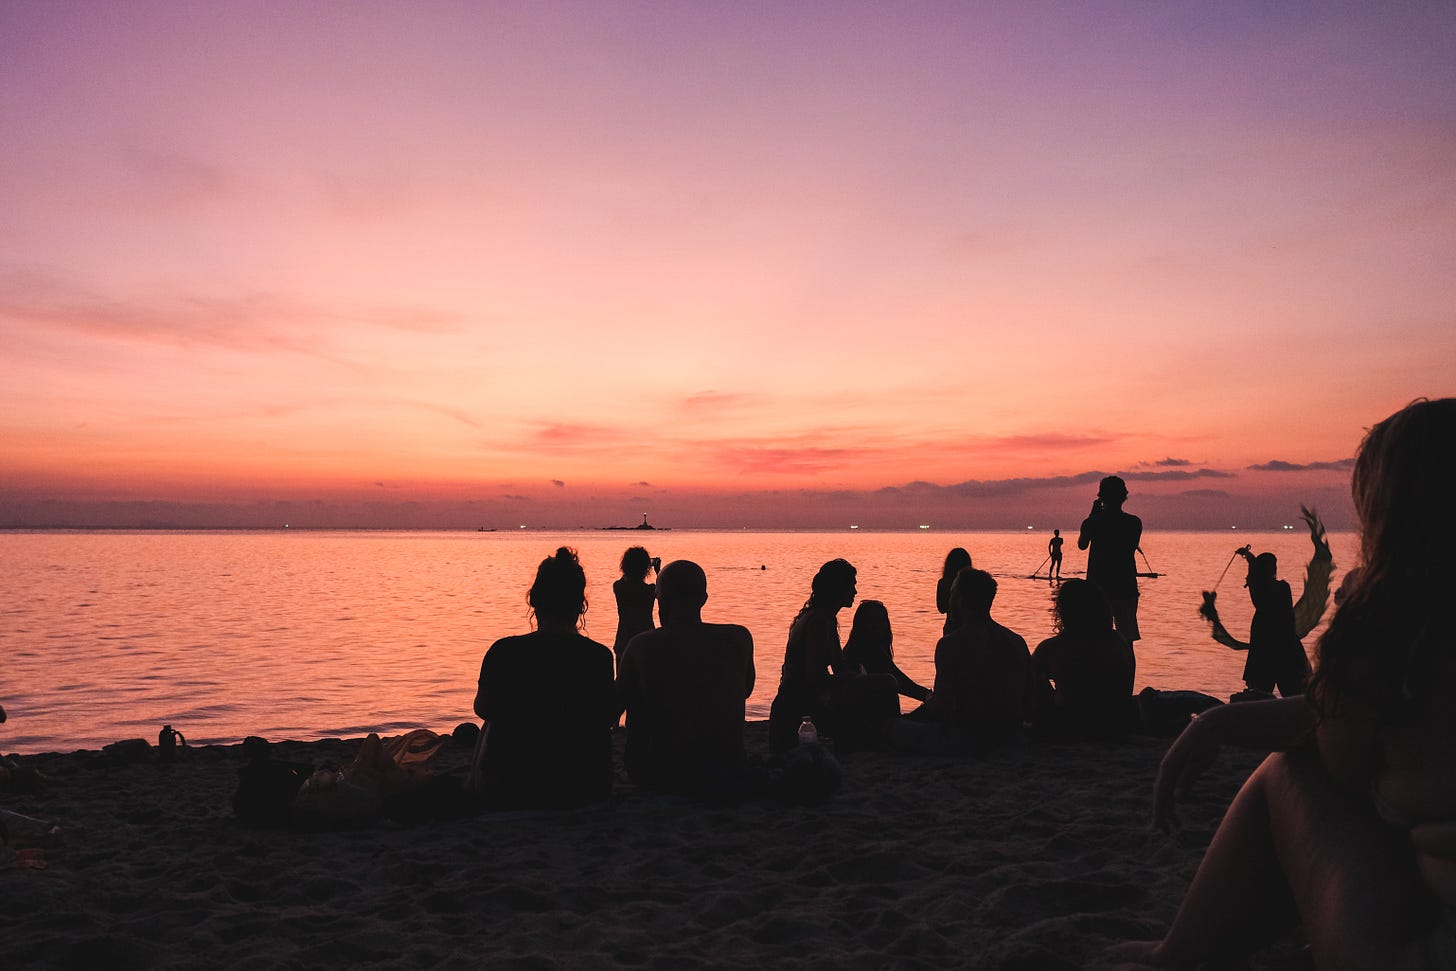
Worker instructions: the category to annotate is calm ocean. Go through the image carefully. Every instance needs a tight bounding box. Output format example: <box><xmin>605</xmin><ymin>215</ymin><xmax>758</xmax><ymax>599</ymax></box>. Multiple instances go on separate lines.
<box><xmin>0</xmin><ymin>528</ymin><xmax>1358</xmax><ymax>754</ymax></box>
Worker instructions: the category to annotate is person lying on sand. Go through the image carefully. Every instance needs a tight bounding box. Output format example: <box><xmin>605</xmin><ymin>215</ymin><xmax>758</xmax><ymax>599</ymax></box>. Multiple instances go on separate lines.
<box><xmin>1112</xmin><ymin>398</ymin><xmax>1456</xmax><ymax>968</ymax></box>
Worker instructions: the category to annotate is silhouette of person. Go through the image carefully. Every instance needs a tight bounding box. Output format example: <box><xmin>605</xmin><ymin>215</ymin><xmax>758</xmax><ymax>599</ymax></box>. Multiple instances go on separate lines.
<box><xmin>768</xmin><ymin>559</ymin><xmax>858</xmax><ymax>753</ymax></box>
<box><xmin>1078</xmin><ymin>475</ymin><xmax>1143</xmax><ymax>661</ymax></box>
<box><xmin>472</xmin><ymin>547</ymin><xmax>616</xmax><ymax>809</ymax></box>
<box><xmin>937</xmin><ymin>547</ymin><xmax>973</xmax><ymax>635</ymax></box>
<box><xmin>1228</xmin><ymin>547</ymin><xmax>1310</xmax><ymax>698</ymax></box>
<box><xmin>1113</xmin><ymin>397</ymin><xmax>1456</xmax><ymax>968</ymax></box>
<box><xmin>843</xmin><ymin>600</ymin><xmax>930</xmax><ymax>705</ymax></box>
<box><xmin>891</xmin><ymin>568</ymin><xmax>1032</xmax><ymax>755</ymax></box>
<box><xmin>1048</xmin><ymin>529</ymin><xmax>1064</xmax><ymax>582</ymax></box>
<box><xmin>612</xmin><ymin>546</ymin><xmax>660</xmax><ymax>670</ymax></box>
<box><xmin>616</xmin><ymin>560</ymin><xmax>756</xmax><ymax>797</ymax></box>
<box><xmin>1030</xmin><ymin>579</ymin><xmax>1136</xmax><ymax>740</ymax></box>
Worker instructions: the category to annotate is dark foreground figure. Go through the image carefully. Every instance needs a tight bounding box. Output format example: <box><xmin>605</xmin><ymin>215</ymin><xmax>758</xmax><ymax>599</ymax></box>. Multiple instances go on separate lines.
<box><xmin>1111</xmin><ymin>397</ymin><xmax>1456</xmax><ymax>968</ymax></box>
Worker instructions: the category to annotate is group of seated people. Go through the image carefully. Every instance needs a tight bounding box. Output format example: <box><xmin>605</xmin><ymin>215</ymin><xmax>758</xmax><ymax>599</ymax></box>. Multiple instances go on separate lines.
<box><xmin>470</xmin><ymin>546</ymin><xmax>1137</xmax><ymax>809</ymax></box>
<box><xmin>472</xmin><ymin>398</ymin><xmax>1456</xmax><ymax>968</ymax></box>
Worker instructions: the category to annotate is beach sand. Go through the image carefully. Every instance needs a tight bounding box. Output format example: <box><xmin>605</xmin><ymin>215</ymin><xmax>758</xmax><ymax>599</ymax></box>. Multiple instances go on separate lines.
<box><xmin>2</xmin><ymin>723</ymin><xmax>1307</xmax><ymax>969</ymax></box>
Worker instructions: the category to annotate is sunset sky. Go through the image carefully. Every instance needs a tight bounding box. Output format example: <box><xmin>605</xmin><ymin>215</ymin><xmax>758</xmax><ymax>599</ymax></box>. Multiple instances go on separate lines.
<box><xmin>2</xmin><ymin>2</ymin><xmax>1452</xmax><ymax>530</ymax></box>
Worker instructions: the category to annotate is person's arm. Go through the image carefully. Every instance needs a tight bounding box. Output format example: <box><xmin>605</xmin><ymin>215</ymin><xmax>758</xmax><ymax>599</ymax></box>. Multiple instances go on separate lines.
<box><xmin>1078</xmin><ymin>502</ymin><xmax>1099</xmax><ymax>550</ymax></box>
<box><xmin>597</xmin><ymin>644</ymin><xmax>618</xmax><ymax>727</ymax></box>
<box><xmin>738</xmin><ymin>627</ymin><xmax>756</xmax><ymax>699</ymax></box>
<box><xmin>472</xmin><ymin>650</ymin><xmax>494</xmax><ymax>721</ymax></box>
<box><xmin>888</xmin><ymin>661</ymin><xmax>931</xmax><ymax>702</ymax></box>
<box><xmin>615</xmin><ymin>640</ymin><xmax>639</xmax><ymax>725</ymax></box>
<box><xmin>1029</xmin><ymin>641</ymin><xmax>1057</xmax><ymax>720</ymax></box>
<box><xmin>1152</xmin><ymin>696</ymin><xmax>1315</xmax><ymax>831</ymax></box>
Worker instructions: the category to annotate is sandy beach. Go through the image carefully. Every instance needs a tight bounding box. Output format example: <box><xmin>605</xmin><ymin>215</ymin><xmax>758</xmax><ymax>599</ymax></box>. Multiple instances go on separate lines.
<box><xmin>2</xmin><ymin>723</ymin><xmax>1307</xmax><ymax>970</ymax></box>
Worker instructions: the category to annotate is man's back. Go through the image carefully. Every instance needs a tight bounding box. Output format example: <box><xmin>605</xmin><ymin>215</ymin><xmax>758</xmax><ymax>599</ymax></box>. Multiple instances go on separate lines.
<box><xmin>619</xmin><ymin>621</ymin><xmax>755</xmax><ymax>789</ymax></box>
<box><xmin>933</xmin><ymin>619</ymin><xmax>1031</xmax><ymax>741</ymax></box>
<box><xmin>1083</xmin><ymin>509</ymin><xmax>1142</xmax><ymax>599</ymax></box>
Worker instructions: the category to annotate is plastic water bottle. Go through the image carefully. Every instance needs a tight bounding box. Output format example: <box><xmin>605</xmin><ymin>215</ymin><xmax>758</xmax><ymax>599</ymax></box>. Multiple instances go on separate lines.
<box><xmin>797</xmin><ymin>716</ymin><xmax>818</xmax><ymax>746</ymax></box>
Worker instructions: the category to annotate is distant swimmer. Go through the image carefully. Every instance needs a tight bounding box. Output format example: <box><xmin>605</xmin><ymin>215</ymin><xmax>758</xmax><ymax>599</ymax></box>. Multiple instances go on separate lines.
<box><xmin>1047</xmin><ymin>529</ymin><xmax>1064</xmax><ymax>582</ymax></box>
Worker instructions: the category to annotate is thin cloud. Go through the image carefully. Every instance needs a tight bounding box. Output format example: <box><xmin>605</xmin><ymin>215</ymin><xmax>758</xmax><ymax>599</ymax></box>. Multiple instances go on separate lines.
<box><xmin>1121</xmin><ymin>468</ymin><xmax>1236</xmax><ymax>482</ymax></box>
<box><xmin>1248</xmin><ymin>459</ymin><xmax>1355</xmax><ymax>472</ymax></box>
<box><xmin>119</xmin><ymin>145</ymin><xmax>230</xmax><ymax>209</ymax></box>
<box><xmin>681</xmin><ymin>391</ymin><xmax>758</xmax><ymax>414</ymax></box>
<box><xmin>0</xmin><ymin>271</ymin><xmax>465</xmax><ymax>360</ymax></box>
<box><xmin>714</xmin><ymin>446</ymin><xmax>856</xmax><ymax>475</ymax></box>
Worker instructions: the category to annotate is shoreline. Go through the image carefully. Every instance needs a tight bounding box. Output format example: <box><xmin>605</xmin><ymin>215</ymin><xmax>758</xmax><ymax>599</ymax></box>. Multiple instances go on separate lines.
<box><xmin>1</xmin><ymin>722</ymin><xmax>1307</xmax><ymax>968</ymax></box>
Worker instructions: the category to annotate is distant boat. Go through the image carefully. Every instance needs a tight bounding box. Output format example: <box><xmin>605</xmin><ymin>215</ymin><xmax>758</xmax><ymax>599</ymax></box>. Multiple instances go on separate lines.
<box><xmin>476</xmin><ymin>527</ymin><xmax>496</xmax><ymax>532</ymax></box>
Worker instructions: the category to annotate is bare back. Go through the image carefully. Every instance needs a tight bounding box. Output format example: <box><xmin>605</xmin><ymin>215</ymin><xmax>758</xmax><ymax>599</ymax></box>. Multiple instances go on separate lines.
<box><xmin>618</xmin><ymin>621</ymin><xmax>755</xmax><ymax>787</ymax></box>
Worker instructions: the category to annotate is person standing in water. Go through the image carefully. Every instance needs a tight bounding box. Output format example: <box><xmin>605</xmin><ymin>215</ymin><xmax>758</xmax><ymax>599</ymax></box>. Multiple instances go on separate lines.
<box><xmin>1047</xmin><ymin>529</ymin><xmax>1064</xmax><ymax>583</ymax></box>
<box><xmin>1078</xmin><ymin>475</ymin><xmax>1143</xmax><ymax>666</ymax></box>
<box><xmin>612</xmin><ymin>546</ymin><xmax>660</xmax><ymax>671</ymax></box>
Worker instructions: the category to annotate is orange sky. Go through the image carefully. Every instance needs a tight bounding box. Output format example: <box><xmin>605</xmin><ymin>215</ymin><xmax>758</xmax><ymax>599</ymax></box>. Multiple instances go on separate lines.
<box><xmin>2</xmin><ymin>3</ymin><xmax>1453</xmax><ymax>529</ymax></box>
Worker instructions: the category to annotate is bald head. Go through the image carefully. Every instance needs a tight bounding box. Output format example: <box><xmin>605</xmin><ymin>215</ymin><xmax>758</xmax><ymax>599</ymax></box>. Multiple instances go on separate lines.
<box><xmin>657</xmin><ymin>560</ymin><xmax>708</xmax><ymax>622</ymax></box>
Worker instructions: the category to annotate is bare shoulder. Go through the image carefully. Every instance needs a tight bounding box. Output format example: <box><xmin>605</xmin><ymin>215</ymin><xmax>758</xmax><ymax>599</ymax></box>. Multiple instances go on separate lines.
<box><xmin>707</xmin><ymin>622</ymin><xmax>754</xmax><ymax>649</ymax></box>
<box><xmin>993</xmin><ymin>621</ymin><xmax>1030</xmax><ymax>651</ymax></box>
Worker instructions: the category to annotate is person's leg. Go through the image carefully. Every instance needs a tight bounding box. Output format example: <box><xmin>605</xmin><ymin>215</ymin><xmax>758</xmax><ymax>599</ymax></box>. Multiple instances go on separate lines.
<box><xmin>1262</xmin><ymin>749</ymin><xmax>1434</xmax><ymax>970</ymax></box>
<box><xmin>1149</xmin><ymin>749</ymin><xmax>1434</xmax><ymax>969</ymax></box>
<box><xmin>1146</xmin><ymin>755</ymin><xmax>1298</xmax><ymax>965</ymax></box>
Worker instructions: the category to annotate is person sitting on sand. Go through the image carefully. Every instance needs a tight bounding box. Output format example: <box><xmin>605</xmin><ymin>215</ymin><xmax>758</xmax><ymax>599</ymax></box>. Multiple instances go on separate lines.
<box><xmin>1113</xmin><ymin>398</ymin><xmax>1456</xmax><ymax>968</ymax></box>
<box><xmin>842</xmin><ymin>600</ymin><xmax>930</xmax><ymax>707</ymax></box>
<box><xmin>891</xmin><ymin>568</ymin><xmax>1032</xmax><ymax>755</ymax></box>
<box><xmin>937</xmin><ymin>547</ymin><xmax>973</xmax><ymax>634</ymax></box>
<box><xmin>1030</xmin><ymin>579</ymin><xmax>1136</xmax><ymax>740</ymax></box>
<box><xmin>617</xmin><ymin>560</ymin><xmax>755</xmax><ymax>795</ymax></box>
<box><xmin>768</xmin><ymin>559</ymin><xmax>860</xmax><ymax>753</ymax></box>
<box><xmin>1225</xmin><ymin>546</ymin><xmax>1310</xmax><ymax>699</ymax></box>
<box><xmin>612</xmin><ymin>546</ymin><xmax>660</xmax><ymax>671</ymax></box>
<box><xmin>472</xmin><ymin>547</ymin><xmax>616</xmax><ymax>809</ymax></box>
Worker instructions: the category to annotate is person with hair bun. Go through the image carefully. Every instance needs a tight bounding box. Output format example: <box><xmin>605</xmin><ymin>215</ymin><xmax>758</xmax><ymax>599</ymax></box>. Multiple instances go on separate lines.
<box><xmin>471</xmin><ymin>547</ymin><xmax>616</xmax><ymax>808</ymax></box>
<box><xmin>1114</xmin><ymin>398</ymin><xmax>1456</xmax><ymax>967</ymax></box>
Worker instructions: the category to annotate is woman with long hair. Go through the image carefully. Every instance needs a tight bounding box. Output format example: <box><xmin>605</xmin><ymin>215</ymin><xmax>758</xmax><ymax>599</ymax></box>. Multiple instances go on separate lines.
<box><xmin>937</xmin><ymin>547</ymin><xmax>973</xmax><ymax>634</ymax></box>
<box><xmin>1116</xmin><ymin>398</ymin><xmax>1456</xmax><ymax>967</ymax></box>
<box><xmin>768</xmin><ymin>559</ymin><xmax>858</xmax><ymax>752</ymax></box>
<box><xmin>843</xmin><ymin>599</ymin><xmax>930</xmax><ymax>705</ymax></box>
<box><xmin>472</xmin><ymin>547</ymin><xmax>616</xmax><ymax>808</ymax></box>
